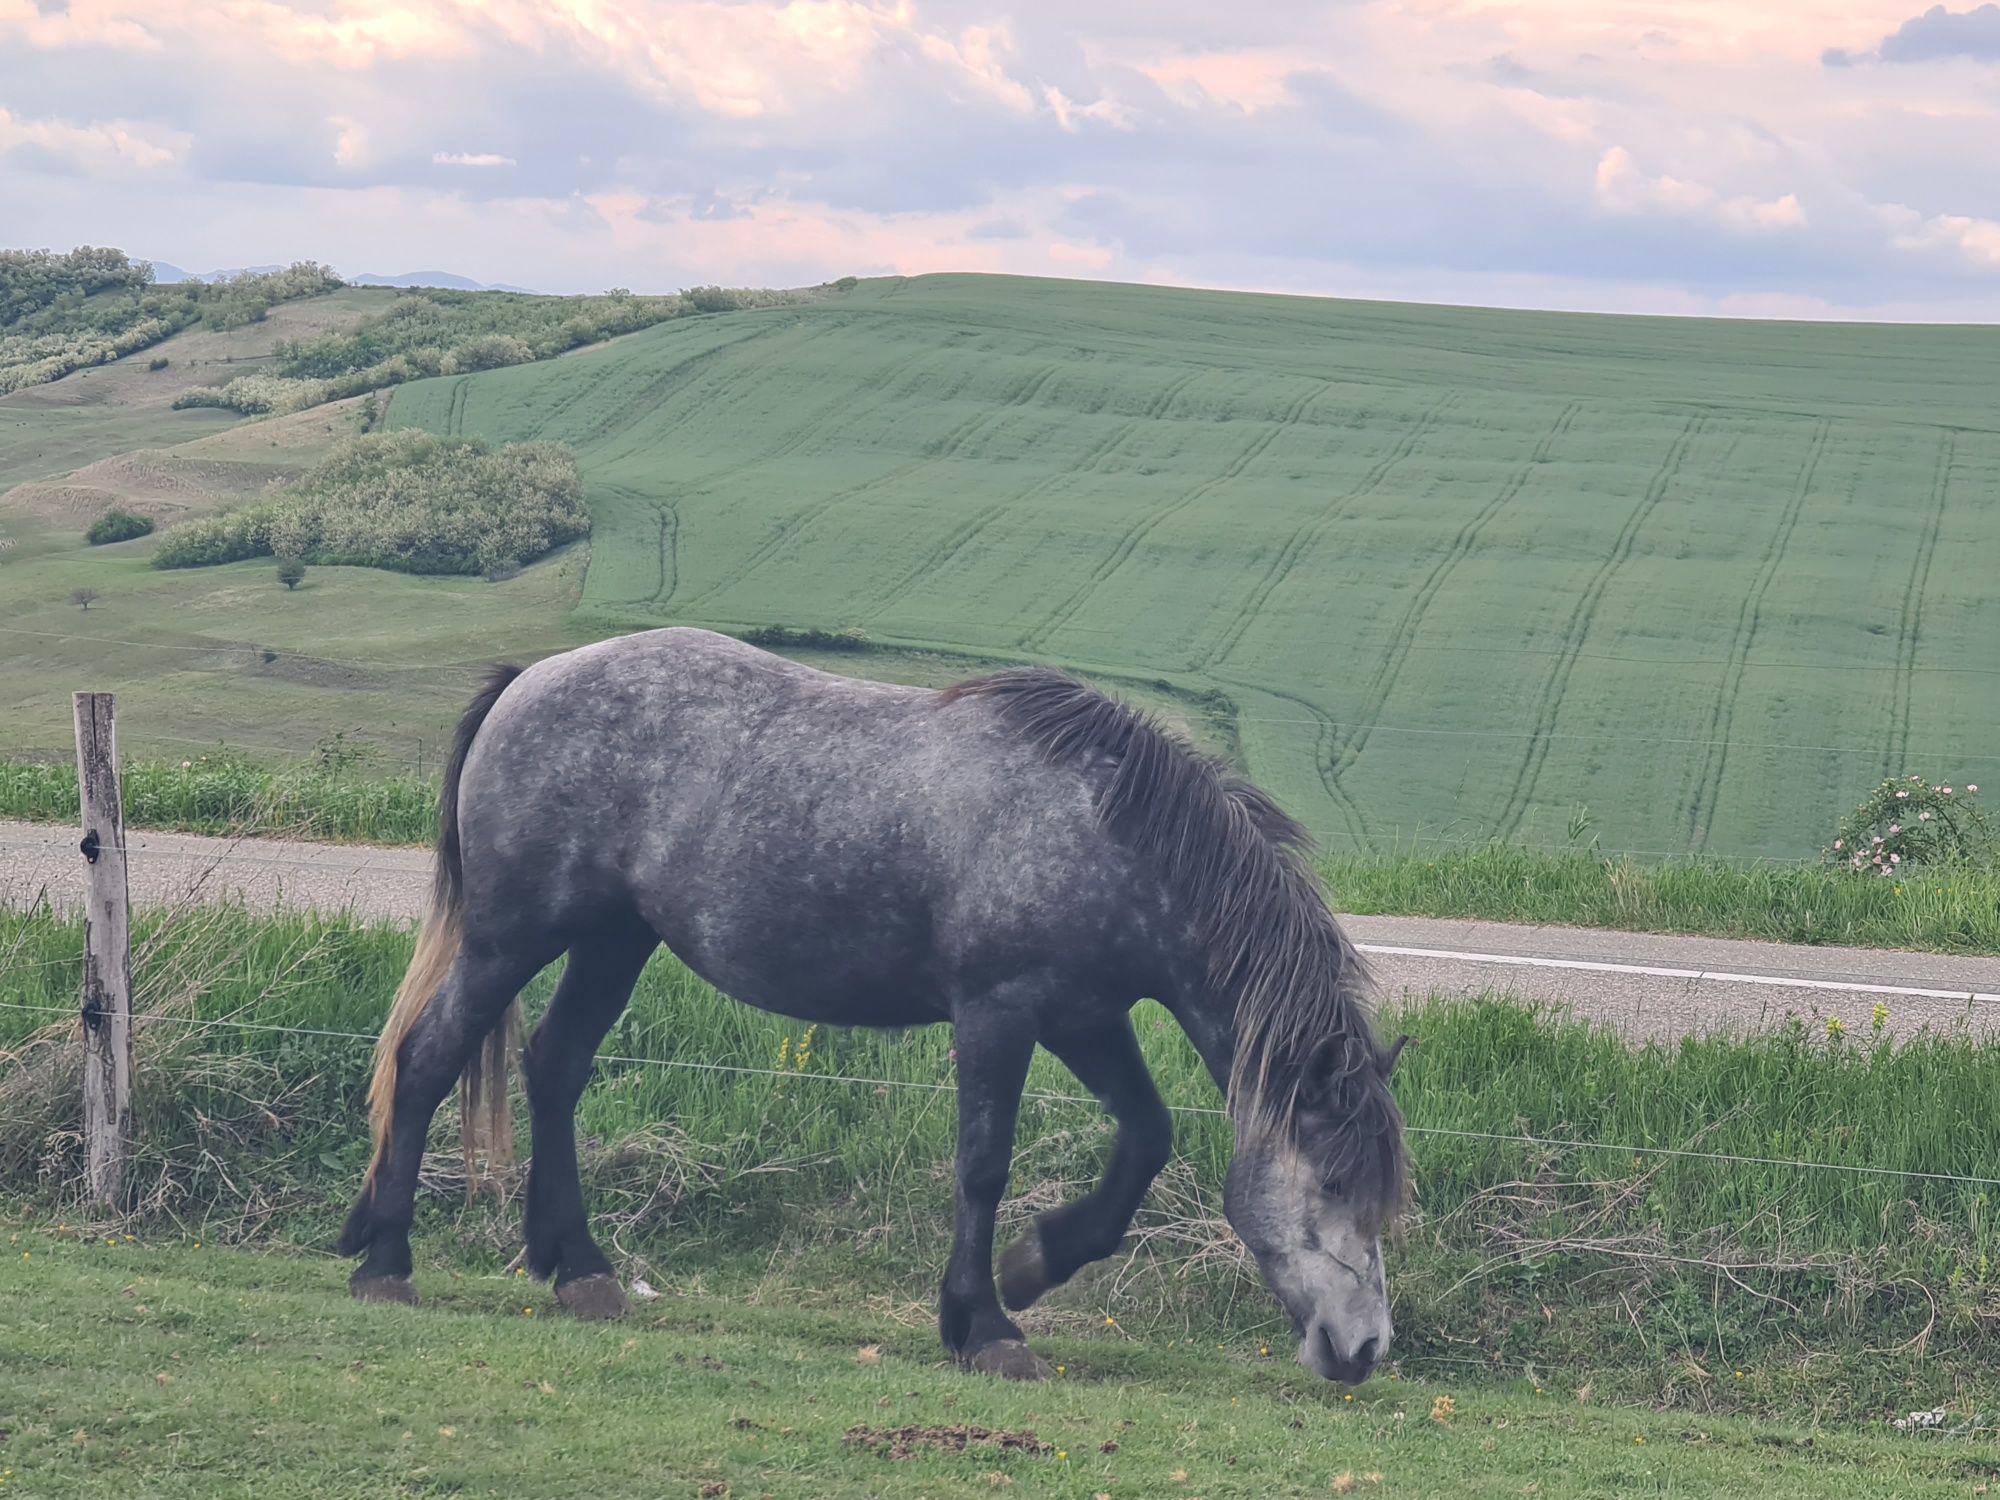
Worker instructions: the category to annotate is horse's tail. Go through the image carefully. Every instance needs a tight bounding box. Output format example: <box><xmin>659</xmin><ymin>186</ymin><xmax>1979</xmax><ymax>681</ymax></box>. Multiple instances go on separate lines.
<box><xmin>361</xmin><ymin>663</ymin><xmax>525</xmax><ymax>1195</ymax></box>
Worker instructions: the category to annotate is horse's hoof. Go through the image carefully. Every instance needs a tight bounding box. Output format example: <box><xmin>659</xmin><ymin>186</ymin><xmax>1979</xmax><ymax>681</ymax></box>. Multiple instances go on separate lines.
<box><xmin>350</xmin><ymin>1274</ymin><xmax>418</xmax><ymax>1306</ymax></box>
<box><xmin>555</xmin><ymin>1273</ymin><xmax>628</xmax><ymax>1321</ymax></box>
<box><xmin>998</xmin><ymin>1232</ymin><xmax>1049</xmax><ymax>1311</ymax></box>
<box><xmin>966</xmin><ymin>1340</ymin><xmax>1051</xmax><ymax>1381</ymax></box>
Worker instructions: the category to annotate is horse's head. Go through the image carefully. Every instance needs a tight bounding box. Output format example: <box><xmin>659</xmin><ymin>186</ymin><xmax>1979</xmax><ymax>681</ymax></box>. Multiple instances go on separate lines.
<box><xmin>1223</xmin><ymin>1034</ymin><xmax>1407</xmax><ymax>1385</ymax></box>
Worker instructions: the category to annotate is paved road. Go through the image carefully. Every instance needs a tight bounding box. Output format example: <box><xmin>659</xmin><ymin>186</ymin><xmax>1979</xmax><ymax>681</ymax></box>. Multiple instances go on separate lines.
<box><xmin>6</xmin><ymin>819</ymin><xmax>1997</xmax><ymax>1042</ymax></box>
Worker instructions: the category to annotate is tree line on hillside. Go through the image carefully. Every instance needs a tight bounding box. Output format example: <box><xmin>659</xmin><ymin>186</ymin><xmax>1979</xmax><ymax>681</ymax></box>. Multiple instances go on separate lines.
<box><xmin>0</xmin><ymin>248</ymin><xmax>342</xmax><ymax>395</ymax></box>
<box><xmin>171</xmin><ymin>282</ymin><xmax>824</xmax><ymax>418</ymax></box>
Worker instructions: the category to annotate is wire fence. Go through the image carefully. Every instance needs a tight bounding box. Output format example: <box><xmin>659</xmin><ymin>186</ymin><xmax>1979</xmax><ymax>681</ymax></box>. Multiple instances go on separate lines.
<box><xmin>7</xmin><ymin>995</ymin><xmax>2000</xmax><ymax>1194</ymax></box>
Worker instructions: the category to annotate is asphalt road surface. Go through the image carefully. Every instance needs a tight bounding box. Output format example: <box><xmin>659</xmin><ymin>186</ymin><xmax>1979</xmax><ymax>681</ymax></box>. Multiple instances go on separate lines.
<box><xmin>5</xmin><ymin>819</ymin><xmax>1996</xmax><ymax>1043</ymax></box>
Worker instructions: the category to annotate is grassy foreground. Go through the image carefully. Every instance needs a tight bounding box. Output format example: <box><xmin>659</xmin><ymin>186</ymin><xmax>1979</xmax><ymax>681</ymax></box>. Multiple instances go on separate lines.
<box><xmin>4</xmin><ymin>1236</ymin><xmax>1992</xmax><ymax>1500</ymax></box>
<box><xmin>6</xmin><ymin>903</ymin><xmax>2000</xmax><ymax>1428</ymax></box>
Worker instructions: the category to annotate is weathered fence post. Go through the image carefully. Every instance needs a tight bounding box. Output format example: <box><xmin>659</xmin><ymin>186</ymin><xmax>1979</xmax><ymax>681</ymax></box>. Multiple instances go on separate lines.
<box><xmin>74</xmin><ymin>692</ymin><xmax>133</xmax><ymax>1210</ymax></box>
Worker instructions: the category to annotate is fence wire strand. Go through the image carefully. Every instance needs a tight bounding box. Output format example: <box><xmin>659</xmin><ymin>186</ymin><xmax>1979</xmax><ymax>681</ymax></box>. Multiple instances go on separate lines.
<box><xmin>5</xmin><ymin>997</ymin><xmax>1999</xmax><ymax>1192</ymax></box>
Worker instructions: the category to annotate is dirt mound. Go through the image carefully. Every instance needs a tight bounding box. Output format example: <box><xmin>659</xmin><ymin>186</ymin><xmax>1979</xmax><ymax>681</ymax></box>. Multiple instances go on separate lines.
<box><xmin>843</xmin><ymin>1424</ymin><xmax>1049</xmax><ymax>1460</ymax></box>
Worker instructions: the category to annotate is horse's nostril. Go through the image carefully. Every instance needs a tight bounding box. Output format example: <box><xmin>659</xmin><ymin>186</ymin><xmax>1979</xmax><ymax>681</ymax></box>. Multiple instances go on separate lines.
<box><xmin>1312</xmin><ymin>1325</ymin><xmax>1338</xmax><ymax>1367</ymax></box>
<box><xmin>1353</xmin><ymin>1336</ymin><xmax>1381</xmax><ymax>1373</ymax></box>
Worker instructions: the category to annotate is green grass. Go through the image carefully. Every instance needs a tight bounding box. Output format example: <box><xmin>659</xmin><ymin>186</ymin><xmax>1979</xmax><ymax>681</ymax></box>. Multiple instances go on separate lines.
<box><xmin>8</xmin><ymin>272</ymin><xmax>2000</xmax><ymax>859</ymax></box>
<box><xmin>6</xmin><ymin>1238</ymin><xmax>1997</xmax><ymax>1500</ymax></box>
<box><xmin>1323</xmin><ymin>844</ymin><xmax>2000</xmax><ymax>952</ymax></box>
<box><xmin>378</xmin><ymin>274</ymin><xmax>2000</xmax><ymax>862</ymax></box>
<box><xmin>0</xmin><ymin>753</ymin><xmax>437</xmax><ymax>843</ymax></box>
<box><xmin>6</xmin><ymin>904</ymin><xmax>2000</xmax><ymax>1424</ymax></box>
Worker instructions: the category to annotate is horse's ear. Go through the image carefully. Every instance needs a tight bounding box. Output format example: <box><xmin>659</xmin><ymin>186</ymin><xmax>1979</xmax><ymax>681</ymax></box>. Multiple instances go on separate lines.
<box><xmin>1379</xmin><ymin>1034</ymin><xmax>1412</xmax><ymax>1078</ymax></box>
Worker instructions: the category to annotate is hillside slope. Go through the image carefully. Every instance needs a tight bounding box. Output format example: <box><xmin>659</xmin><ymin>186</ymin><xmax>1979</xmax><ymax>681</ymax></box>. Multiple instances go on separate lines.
<box><xmin>380</xmin><ymin>273</ymin><xmax>2000</xmax><ymax>860</ymax></box>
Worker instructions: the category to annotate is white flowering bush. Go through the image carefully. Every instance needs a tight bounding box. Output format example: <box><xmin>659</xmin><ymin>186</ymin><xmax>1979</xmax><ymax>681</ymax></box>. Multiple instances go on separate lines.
<box><xmin>1826</xmin><ymin>775</ymin><xmax>1992</xmax><ymax>873</ymax></box>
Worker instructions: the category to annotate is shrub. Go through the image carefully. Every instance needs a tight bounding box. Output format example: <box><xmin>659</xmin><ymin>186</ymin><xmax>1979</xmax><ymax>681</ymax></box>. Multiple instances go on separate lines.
<box><xmin>443</xmin><ymin>333</ymin><xmax>533</xmax><ymax>374</ymax></box>
<box><xmin>736</xmin><ymin>624</ymin><xmax>872</xmax><ymax>653</ymax></box>
<box><xmin>70</xmin><ymin>587</ymin><xmax>98</xmax><ymax>611</ymax></box>
<box><xmin>153</xmin><ymin>507</ymin><xmax>277</xmax><ymax>568</ymax></box>
<box><xmin>277</xmin><ymin>558</ymin><xmax>306</xmax><ymax>590</ymax></box>
<box><xmin>682</xmin><ymin>285</ymin><xmax>742</xmax><ymax>314</ymax></box>
<box><xmin>832</xmin><ymin>276</ymin><xmax>859</xmax><ymax>292</ymax></box>
<box><xmin>148</xmin><ymin>355</ymin><xmax>170</xmax><ymax>371</ymax></box>
<box><xmin>85</xmin><ymin>508</ymin><xmax>154</xmax><ymax>545</ymax></box>
<box><xmin>154</xmin><ymin>431</ymin><xmax>587</xmax><ymax>576</ymax></box>
<box><xmin>1827</xmin><ymin>776</ymin><xmax>1993</xmax><ymax>873</ymax></box>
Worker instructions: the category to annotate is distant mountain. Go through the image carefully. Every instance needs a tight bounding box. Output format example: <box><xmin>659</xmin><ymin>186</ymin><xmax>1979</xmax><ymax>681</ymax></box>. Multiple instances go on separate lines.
<box><xmin>147</xmin><ymin>261</ymin><xmax>287</xmax><ymax>284</ymax></box>
<box><xmin>146</xmin><ymin>261</ymin><xmax>540</xmax><ymax>295</ymax></box>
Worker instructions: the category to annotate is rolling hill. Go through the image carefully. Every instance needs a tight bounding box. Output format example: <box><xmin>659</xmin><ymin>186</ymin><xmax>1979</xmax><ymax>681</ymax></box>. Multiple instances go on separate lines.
<box><xmin>374</xmin><ymin>273</ymin><xmax>2000</xmax><ymax>861</ymax></box>
<box><xmin>3</xmin><ymin>271</ymin><xmax>1995</xmax><ymax>861</ymax></box>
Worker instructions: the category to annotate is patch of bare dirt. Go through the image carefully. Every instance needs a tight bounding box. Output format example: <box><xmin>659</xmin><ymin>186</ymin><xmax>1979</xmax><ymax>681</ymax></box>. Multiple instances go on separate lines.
<box><xmin>0</xmin><ymin>483</ymin><xmax>125</xmax><ymax>524</ymax></box>
<box><xmin>843</xmin><ymin>1424</ymin><xmax>1050</xmax><ymax>1460</ymax></box>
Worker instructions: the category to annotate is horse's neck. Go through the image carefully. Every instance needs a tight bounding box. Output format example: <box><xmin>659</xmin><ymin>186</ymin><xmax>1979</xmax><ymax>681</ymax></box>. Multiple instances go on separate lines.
<box><xmin>1165</xmin><ymin>976</ymin><xmax>1237</xmax><ymax>1101</ymax></box>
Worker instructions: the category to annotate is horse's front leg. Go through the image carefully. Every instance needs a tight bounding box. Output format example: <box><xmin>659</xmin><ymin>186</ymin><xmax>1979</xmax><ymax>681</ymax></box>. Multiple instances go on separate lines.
<box><xmin>999</xmin><ymin>1012</ymin><xmax>1171</xmax><ymax>1311</ymax></box>
<box><xmin>940</xmin><ymin>994</ymin><xmax>1045</xmax><ymax>1379</ymax></box>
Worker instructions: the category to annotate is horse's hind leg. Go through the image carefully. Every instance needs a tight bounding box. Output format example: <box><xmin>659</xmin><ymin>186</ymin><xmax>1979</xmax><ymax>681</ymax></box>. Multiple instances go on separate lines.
<box><xmin>999</xmin><ymin>1012</ymin><xmax>1172</xmax><ymax>1311</ymax></box>
<box><xmin>344</xmin><ymin>940</ymin><xmax>550</xmax><ymax>1301</ymax></box>
<box><xmin>521</xmin><ymin>924</ymin><xmax>658</xmax><ymax>1320</ymax></box>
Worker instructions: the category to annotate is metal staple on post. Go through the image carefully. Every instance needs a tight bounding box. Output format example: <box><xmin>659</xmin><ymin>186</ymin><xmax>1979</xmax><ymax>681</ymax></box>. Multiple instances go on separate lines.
<box><xmin>73</xmin><ymin>691</ymin><xmax>134</xmax><ymax>1210</ymax></box>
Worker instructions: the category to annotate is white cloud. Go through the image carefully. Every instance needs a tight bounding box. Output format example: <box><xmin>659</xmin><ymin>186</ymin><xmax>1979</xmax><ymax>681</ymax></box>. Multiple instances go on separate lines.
<box><xmin>433</xmin><ymin>151</ymin><xmax>517</xmax><ymax>168</ymax></box>
<box><xmin>332</xmin><ymin>116</ymin><xmax>370</xmax><ymax>169</ymax></box>
<box><xmin>1044</xmin><ymin>85</ymin><xmax>1132</xmax><ymax>132</ymax></box>
<box><xmin>1883</xmin><ymin>204</ymin><xmax>2000</xmax><ymax>266</ymax></box>
<box><xmin>1134</xmin><ymin>50</ymin><xmax>1309</xmax><ymax>113</ymax></box>
<box><xmin>919</xmin><ymin>23</ymin><xmax>1037</xmax><ymax>113</ymax></box>
<box><xmin>0</xmin><ymin>107</ymin><xmax>183</xmax><ymax>171</ymax></box>
<box><xmin>1594</xmin><ymin>146</ymin><xmax>1808</xmax><ymax>232</ymax></box>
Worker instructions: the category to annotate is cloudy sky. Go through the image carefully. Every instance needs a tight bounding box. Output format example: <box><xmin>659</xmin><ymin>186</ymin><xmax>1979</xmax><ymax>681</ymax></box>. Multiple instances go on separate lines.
<box><xmin>3</xmin><ymin>0</ymin><xmax>1999</xmax><ymax>317</ymax></box>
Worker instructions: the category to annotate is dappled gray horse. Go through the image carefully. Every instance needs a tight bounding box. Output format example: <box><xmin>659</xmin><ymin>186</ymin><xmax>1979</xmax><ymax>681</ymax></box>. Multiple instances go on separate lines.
<box><xmin>340</xmin><ymin>628</ymin><xmax>1408</xmax><ymax>1383</ymax></box>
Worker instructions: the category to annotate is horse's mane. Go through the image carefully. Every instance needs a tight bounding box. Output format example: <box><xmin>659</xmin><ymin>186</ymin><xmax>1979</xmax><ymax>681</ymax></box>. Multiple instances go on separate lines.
<box><xmin>940</xmin><ymin>669</ymin><xmax>1407</xmax><ymax>1227</ymax></box>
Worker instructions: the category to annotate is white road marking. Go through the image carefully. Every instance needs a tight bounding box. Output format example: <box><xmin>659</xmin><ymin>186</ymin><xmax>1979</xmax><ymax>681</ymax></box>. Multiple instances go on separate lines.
<box><xmin>1355</xmin><ymin>942</ymin><xmax>2000</xmax><ymax>1006</ymax></box>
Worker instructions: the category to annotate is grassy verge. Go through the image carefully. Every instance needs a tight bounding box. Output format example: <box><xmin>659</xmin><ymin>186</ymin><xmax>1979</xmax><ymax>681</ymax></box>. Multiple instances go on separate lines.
<box><xmin>5</xmin><ymin>904</ymin><xmax>2000</xmax><ymax>1424</ymax></box>
<box><xmin>5</xmin><ymin>1237</ymin><xmax>1993</xmax><ymax>1500</ymax></box>
<box><xmin>1325</xmin><ymin>844</ymin><xmax>2000</xmax><ymax>952</ymax></box>
<box><xmin>0</xmin><ymin>753</ymin><xmax>435</xmax><ymax>844</ymax></box>
<box><xmin>4</xmin><ymin>760</ymin><xmax>1999</xmax><ymax>950</ymax></box>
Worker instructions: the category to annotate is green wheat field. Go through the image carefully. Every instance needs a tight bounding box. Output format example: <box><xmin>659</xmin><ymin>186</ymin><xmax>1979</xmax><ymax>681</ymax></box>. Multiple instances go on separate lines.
<box><xmin>6</xmin><ymin>273</ymin><xmax>1999</xmax><ymax>860</ymax></box>
<box><xmin>379</xmin><ymin>274</ymin><xmax>2000</xmax><ymax>860</ymax></box>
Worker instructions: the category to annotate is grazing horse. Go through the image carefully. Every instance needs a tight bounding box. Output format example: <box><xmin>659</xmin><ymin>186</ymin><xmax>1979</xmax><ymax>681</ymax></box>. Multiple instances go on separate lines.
<box><xmin>339</xmin><ymin>628</ymin><xmax>1408</xmax><ymax>1383</ymax></box>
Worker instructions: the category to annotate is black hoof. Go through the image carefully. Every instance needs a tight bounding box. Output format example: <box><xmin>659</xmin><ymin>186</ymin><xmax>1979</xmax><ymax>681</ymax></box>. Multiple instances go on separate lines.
<box><xmin>350</xmin><ymin>1273</ymin><xmax>418</xmax><ymax>1306</ymax></box>
<box><xmin>966</xmin><ymin>1340</ymin><xmax>1051</xmax><ymax>1381</ymax></box>
<box><xmin>998</xmin><ymin>1231</ymin><xmax>1050</xmax><ymax>1312</ymax></box>
<box><xmin>555</xmin><ymin>1273</ymin><xmax>628</xmax><ymax>1321</ymax></box>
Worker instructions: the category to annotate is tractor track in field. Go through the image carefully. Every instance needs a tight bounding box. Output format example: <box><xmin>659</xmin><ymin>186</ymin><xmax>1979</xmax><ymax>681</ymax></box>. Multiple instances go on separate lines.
<box><xmin>674</xmin><ymin>357</ymin><xmax>1071</xmax><ymax>613</ymax></box>
<box><xmin>862</xmin><ymin>370</ymin><xmax>1203</xmax><ymax>623</ymax></box>
<box><xmin>1887</xmin><ymin>432</ymin><xmax>1954</xmax><ymax>781</ymax></box>
<box><xmin>1017</xmin><ymin>379</ymin><xmax>1330</xmax><ymax>656</ymax></box>
<box><xmin>1684</xmin><ymin>418</ymin><xmax>1830</xmax><ymax>851</ymax></box>
<box><xmin>577</xmin><ymin>320</ymin><xmax>803</xmax><ymax>457</ymax></box>
<box><xmin>1493</xmin><ymin>413</ymin><xmax>1709</xmax><ymax>842</ymax></box>
<box><xmin>1189</xmin><ymin>389</ymin><xmax>1466</xmax><ymax>674</ymax></box>
<box><xmin>1320</xmin><ymin>400</ymin><xmax>1580</xmax><ymax>839</ymax></box>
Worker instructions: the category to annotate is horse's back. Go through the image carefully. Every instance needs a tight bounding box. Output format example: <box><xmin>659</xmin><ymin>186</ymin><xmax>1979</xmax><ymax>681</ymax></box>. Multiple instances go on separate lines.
<box><xmin>450</xmin><ymin>630</ymin><xmax>1153</xmax><ymax>1020</ymax></box>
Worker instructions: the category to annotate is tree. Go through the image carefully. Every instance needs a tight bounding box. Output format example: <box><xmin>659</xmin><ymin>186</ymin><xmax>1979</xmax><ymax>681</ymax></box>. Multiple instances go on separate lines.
<box><xmin>277</xmin><ymin>558</ymin><xmax>306</xmax><ymax>590</ymax></box>
<box><xmin>71</xmin><ymin>587</ymin><xmax>99</xmax><ymax>610</ymax></box>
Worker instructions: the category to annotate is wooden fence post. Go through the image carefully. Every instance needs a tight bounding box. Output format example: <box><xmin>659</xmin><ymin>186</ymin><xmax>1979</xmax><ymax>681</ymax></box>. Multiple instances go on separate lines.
<box><xmin>74</xmin><ymin>692</ymin><xmax>133</xmax><ymax>1210</ymax></box>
